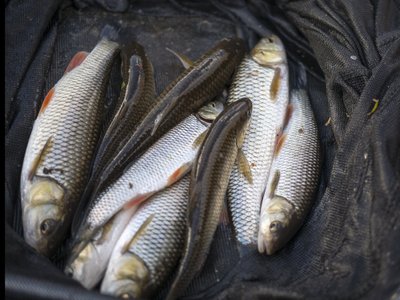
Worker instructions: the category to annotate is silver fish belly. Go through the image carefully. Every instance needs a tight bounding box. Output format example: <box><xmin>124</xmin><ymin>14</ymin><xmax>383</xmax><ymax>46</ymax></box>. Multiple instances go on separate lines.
<box><xmin>227</xmin><ymin>36</ymin><xmax>289</xmax><ymax>246</ymax></box>
<box><xmin>73</xmin><ymin>98</ymin><xmax>224</xmax><ymax>249</ymax></box>
<box><xmin>100</xmin><ymin>176</ymin><xmax>190</xmax><ymax>299</ymax></box>
<box><xmin>258</xmin><ymin>88</ymin><xmax>320</xmax><ymax>255</ymax></box>
<box><xmin>20</xmin><ymin>38</ymin><xmax>119</xmax><ymax>256</ymax></box>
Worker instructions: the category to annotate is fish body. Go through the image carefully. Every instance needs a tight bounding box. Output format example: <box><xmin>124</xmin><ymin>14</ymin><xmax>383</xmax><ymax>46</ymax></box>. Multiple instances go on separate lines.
<box><xmin>227</xmin><ymin>35</ymin><xmax>289</xmax><ymax>246</ymax></box>
<box><xmin>100</xmin><ymin>176</ymin><xmax>190</xmax><ymax>299</ymax></box>
<box><xmin>92</xmin><ymin>42</ymin><xmax>155</xmax><ymax>180</ymax></box>
<box><xmin>71</xmin><ymin>101</ymin><xmax>224</xmax><ymax>253</ymax></box>
<box><xmin>96</xmin><ymin>38</ymin><xmax>245</xmax><ymax>193</ymax></box>
<box><xmin>258</xmin><ymin>87</ymin><xmax>320</xmax><ymax>255</ymax></box>
<box><xmin>20</xmin><ymin>38</ymin><xmax>119</xmax><ymax>256</ymax></box>
<box><xmin>167</xmin><ymin>99</ymin><xmax>252</xmax><ymax>300</ymax></box>
<box><xmin>65</xmin><ymin>206</ymin><xmax>136</xmax><ymax>289</ymax></box>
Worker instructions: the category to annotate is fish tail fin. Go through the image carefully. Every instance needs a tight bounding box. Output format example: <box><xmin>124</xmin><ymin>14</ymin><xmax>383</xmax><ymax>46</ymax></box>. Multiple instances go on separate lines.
<box><xmin>290</xmin><ymin>63</ymin><xmax>308</xmax><ymax>90</ymax></box>
<box><xmin>100</xmin><ymin>24</ymin><xmax>120</xmax><ymax>42</ymax></box>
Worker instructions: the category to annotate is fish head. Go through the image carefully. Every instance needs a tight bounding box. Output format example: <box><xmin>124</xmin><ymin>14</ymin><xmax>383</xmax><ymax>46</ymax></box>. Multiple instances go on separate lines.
<box><xmin>65</xmin><ymin>242</ymin><xmax>100</xmax><ymax>289</ymax></box>
<box><xmin>22</xmin><ymin>178</ymin><xmax>66</xmax><ymax>256</ymax></box>
<box><xmin>102</xmin><ymin>254</ymin><xmax>150</xmax><ymax>299</ymax></box>
<box><xmin>250</xmin><ymin>35</ymin><xmax>286</xmax><ymax>66</ymax></box>
<box><xmin>197</xmin><ymin>101</ymin><xmax>225</xmax><ymax>122</ymax></box>
<box><xmin>259</xmin><ymin>195</ymin><xmax>296</xmax><ymax>255</ymax></box>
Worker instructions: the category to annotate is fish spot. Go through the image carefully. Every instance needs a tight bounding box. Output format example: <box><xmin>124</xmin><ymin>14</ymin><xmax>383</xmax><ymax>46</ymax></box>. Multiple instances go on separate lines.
<box><xmin>298</xmin><ymin>128</ymin><xmax>304</xmax><ymax>134</ymax></box>
<box><xmin>128</xmin><ymin>183</ymin><xmax>133</xmax><ymax>189</ymax></box>
<box><xmin>251</xmin><ymin>162</ymin><xmax>256</xmax><ymax>167</ymax></box>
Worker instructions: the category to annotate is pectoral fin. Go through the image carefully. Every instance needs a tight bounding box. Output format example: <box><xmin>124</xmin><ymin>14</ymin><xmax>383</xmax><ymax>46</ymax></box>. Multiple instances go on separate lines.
<box><xmin>192</xmin><ymin>130</ymin><xmax>208</xmax><ymax>148</ymax></box>
<box><xmin>237</xmin><ymin>148</ymin><xmax>253</xmax><ymax>184</ymax></box>
<box><xmin>28</xmin><ymin>136</ymin><xmax>53</xmax><ymax>181</ymax></box>
<box><xmin>269</xmin><ymin>170</ymin><xmax>280</xmax><ymax>198</ymax></box>
<box><xmin>166</xmin><ymin>48</ymin><xmax>194</xmax><ymax>69</ymax></box>
<box><xmin>121</xmin><ymin>214</ymin><xmax>155</xmax><ymax>254</ymax></box>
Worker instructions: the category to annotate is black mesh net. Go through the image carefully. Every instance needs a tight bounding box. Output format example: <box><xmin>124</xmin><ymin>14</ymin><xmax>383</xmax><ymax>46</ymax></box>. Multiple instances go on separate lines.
<box><xmin>5</xmin><ymin>0</ymin><xmax>400</xmax><ymax>299</ymax></box>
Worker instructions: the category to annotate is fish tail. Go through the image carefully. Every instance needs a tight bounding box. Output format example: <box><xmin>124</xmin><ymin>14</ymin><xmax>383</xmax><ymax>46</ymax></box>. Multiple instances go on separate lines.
<box><xmin>100</xmin><ymin>24</ymin><xmax>120</xmax><ymax>42</ymax></box>
<box><xmin>290</xmin><ymin>63</ymin><xmax>308</xmax><ymax>90</ymax></box>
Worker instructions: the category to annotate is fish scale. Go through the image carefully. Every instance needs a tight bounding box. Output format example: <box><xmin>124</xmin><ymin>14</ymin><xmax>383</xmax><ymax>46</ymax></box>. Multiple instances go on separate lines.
<box><xmin>24</xmin><ymin>40</ymin><xmax>119</xmax><ymax>199</ymax></box>
<box><xmin>227</xmin><ymin>54</ymin><xmax>289</xmax><ymax>246</ymax></box>
<box><xmin>258</xmin><ymin>88</ymin><xmax>320</xmax><ymax>254</ymax></box>
<box><xmin>86</xmin><ymin>114</ymin><xmax>209</xmax><ymax>232</ymax></box>
<box><xmin>268</xmin><ymin>90</ymin><xmax>319</xmax><ymax>214</ymax></box>
<box><xmin>101</xmin><ymin>176</ymin><xmax>190</xmax><ymax>298</ymax></box>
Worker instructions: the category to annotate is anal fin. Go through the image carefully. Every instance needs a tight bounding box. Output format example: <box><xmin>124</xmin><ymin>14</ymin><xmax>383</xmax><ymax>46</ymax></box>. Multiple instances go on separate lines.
<box><xmin>64</xmin><ymin>51</ymin><xmax>89</xmax><ymax>74</ymax></box>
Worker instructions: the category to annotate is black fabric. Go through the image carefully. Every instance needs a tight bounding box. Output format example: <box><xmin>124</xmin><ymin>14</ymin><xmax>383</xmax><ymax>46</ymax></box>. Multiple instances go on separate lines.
<box><xmin>4</xmin><ymin>0</ymin><xmax>400</xmax><ymax>299</ymax></box>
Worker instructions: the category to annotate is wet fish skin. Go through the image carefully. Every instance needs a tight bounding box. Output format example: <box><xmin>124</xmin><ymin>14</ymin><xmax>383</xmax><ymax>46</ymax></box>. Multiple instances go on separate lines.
<box><xmin>92</xmin><ymin>42</ymin><xmax>156</xmax><ymax>179</ymax></box>
<box><xmin>166</xmin><ymin>98</ymin><xmax>252</xmax><ymax>300</ymax></box>
<box><xmin>20</xmin><ymin>38</ymin><xmax>119</xmax><ymax>257</ymax></box>
<box><xmin>96</xmin><ymin>37</ymin><xmax>245</xmax><ymax>195</ymax></box>
<box><xmin>100</xmin><ymin>176</ymin><xmax>190</xmax><ymax>299</ymax></box>
<box><xmin>65</xmin><ymin>206</ymin><xmax>136</xmax><ymax>289</ymax></box>
<box><xmin>227</xmin><ymin>35</ymin><xmax>289</xmax><ymax>246</ymax></box>
<box><xmin>73</xmin><ymin>43</ymin><xmax>156</xmax><ymax>226</ymax></box>
<box><xmin>71</xmin><ymin>101</ymin><xmax>224</xmax><ymax>255</ymax></box>
<box><xmin>258</xmin><ymin>87</ymin><xmax>320</xmax><ymax>255</ymax></box>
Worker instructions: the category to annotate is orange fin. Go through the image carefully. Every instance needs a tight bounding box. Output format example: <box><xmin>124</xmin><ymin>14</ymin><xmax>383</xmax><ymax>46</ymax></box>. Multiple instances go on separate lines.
<box><xmin>64</xmin><ymin>51</ymin><xmax>88</xmax><ymax>74</ymax></box>
<box><xmin>274</xmin><ymin>132</ymin><xmax>287</xmax><ymax>156</ymax></box>
<box><xmin>270</xmin><ymin>67</ymin><xmax>281</xmax><ymax>101</ymax></box>
<box><xmin>167</xmin><ymin>164</ymin><xmax>190</xmax><ymax>185</ymax></box>
<box><xmin>39</xmin><ymin>87</ymin><xmax>55</xmax><ymax>115</ymax></box>
<box><xmin>283</xmin><ymin>104</ymin><xmax>293</xmax><ymax>130</ymax></box>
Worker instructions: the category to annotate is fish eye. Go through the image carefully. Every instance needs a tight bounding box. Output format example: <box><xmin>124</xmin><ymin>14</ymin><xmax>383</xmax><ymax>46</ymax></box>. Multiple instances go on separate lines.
<box><xmin>40</xmin><ymin>219</ymin><xmax>57</xmax><ymax>236</ymax></box>
<box><xmin>269</xmin><ymin>221</ymin><xmax>283</xmax><ymax>233</ymax></box>
<box><xmin>65</xmin><ymin>266</ymin><xmax>74</xmax><ymax>277</ymax></box>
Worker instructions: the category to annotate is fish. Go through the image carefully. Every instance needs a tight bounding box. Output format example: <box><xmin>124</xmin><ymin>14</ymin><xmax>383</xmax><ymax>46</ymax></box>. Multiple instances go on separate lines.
<box><xmin>94</xmin><ymin>37</ymin><xmax>245</xmax><ymax>196</ymax></box>
<box><xmin>258</xmin><ymin>69</ymin><xmax>320</xmax><ymax>255</ymax></box>
<box><xmin>73</xmin><ymin>42</ymin><xmax>156</xmax><ymax>224</ymax></box>
<box><xmin>91</xmin><ymin>42</ymin><xmax>156</xmax><ymax>181</ymax></box>
<box><xmin>70</xmin><ymin>100</ymin><xmax>225</xmax><ymax>257</ymax></box>
<box><xmin>64</xmin><ymin>206</ymin><xmax>136</xmax><ymax>289</ymax></box>
<box><xmin>227</xmin><ymin>35</ymin><xmax>289</xmax><ymax>247</ymax></box>
<box><xmin>20</xmin><ymin>36</ymin><xmax>120</xmax><ymax>256</ymax></box>
<box><xmin>166</xmin><ymin>98</ymin><xmax>252</xmax><ymax>300</ymax></box>
<box><xmin>100</xmin><ymin>175</ymin><xmax>190</xmax><ymax>299</ymax></box>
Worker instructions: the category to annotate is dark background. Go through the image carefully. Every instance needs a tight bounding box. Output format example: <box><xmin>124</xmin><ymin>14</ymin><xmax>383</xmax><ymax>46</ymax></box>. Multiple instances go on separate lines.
<box><xmin>5</xmin><ymin>0</ymin><xmax>400</xmax><ymax>299</ymax></box>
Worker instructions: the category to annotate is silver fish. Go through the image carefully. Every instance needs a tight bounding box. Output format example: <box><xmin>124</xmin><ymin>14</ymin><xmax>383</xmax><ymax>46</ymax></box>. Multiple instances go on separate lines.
<box><xmin>258</xmin><ymin>86</ymin><xmax>320</xmax><ymax>255</ymax></box>
<box><xmin>227</xmin><ymin>35</ymin><xmax>289</xmax><ymax>246</ymax></box>
<box><xmin>20</xmin><ymin>37</ymin><xmax>119</xmax><ymax>256</ymax></box>
<box><xmin>100</xmin><ymin>175</ymin><xmax>190</xmax><ymax>299</ymax></box>
<box><xmin>166</xmin><ymin>98</ymin><xmax>252</xmax><ymax>300</ymax></box>
<box><xmin>65</xmin><ymin>206</ymin><xmax>136</xmax><ymax>289</ymax></box>
<box><xmin>71</xmin><ymin>101</ymin><xmax>224</xmax><ymax>255</ymax></box>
